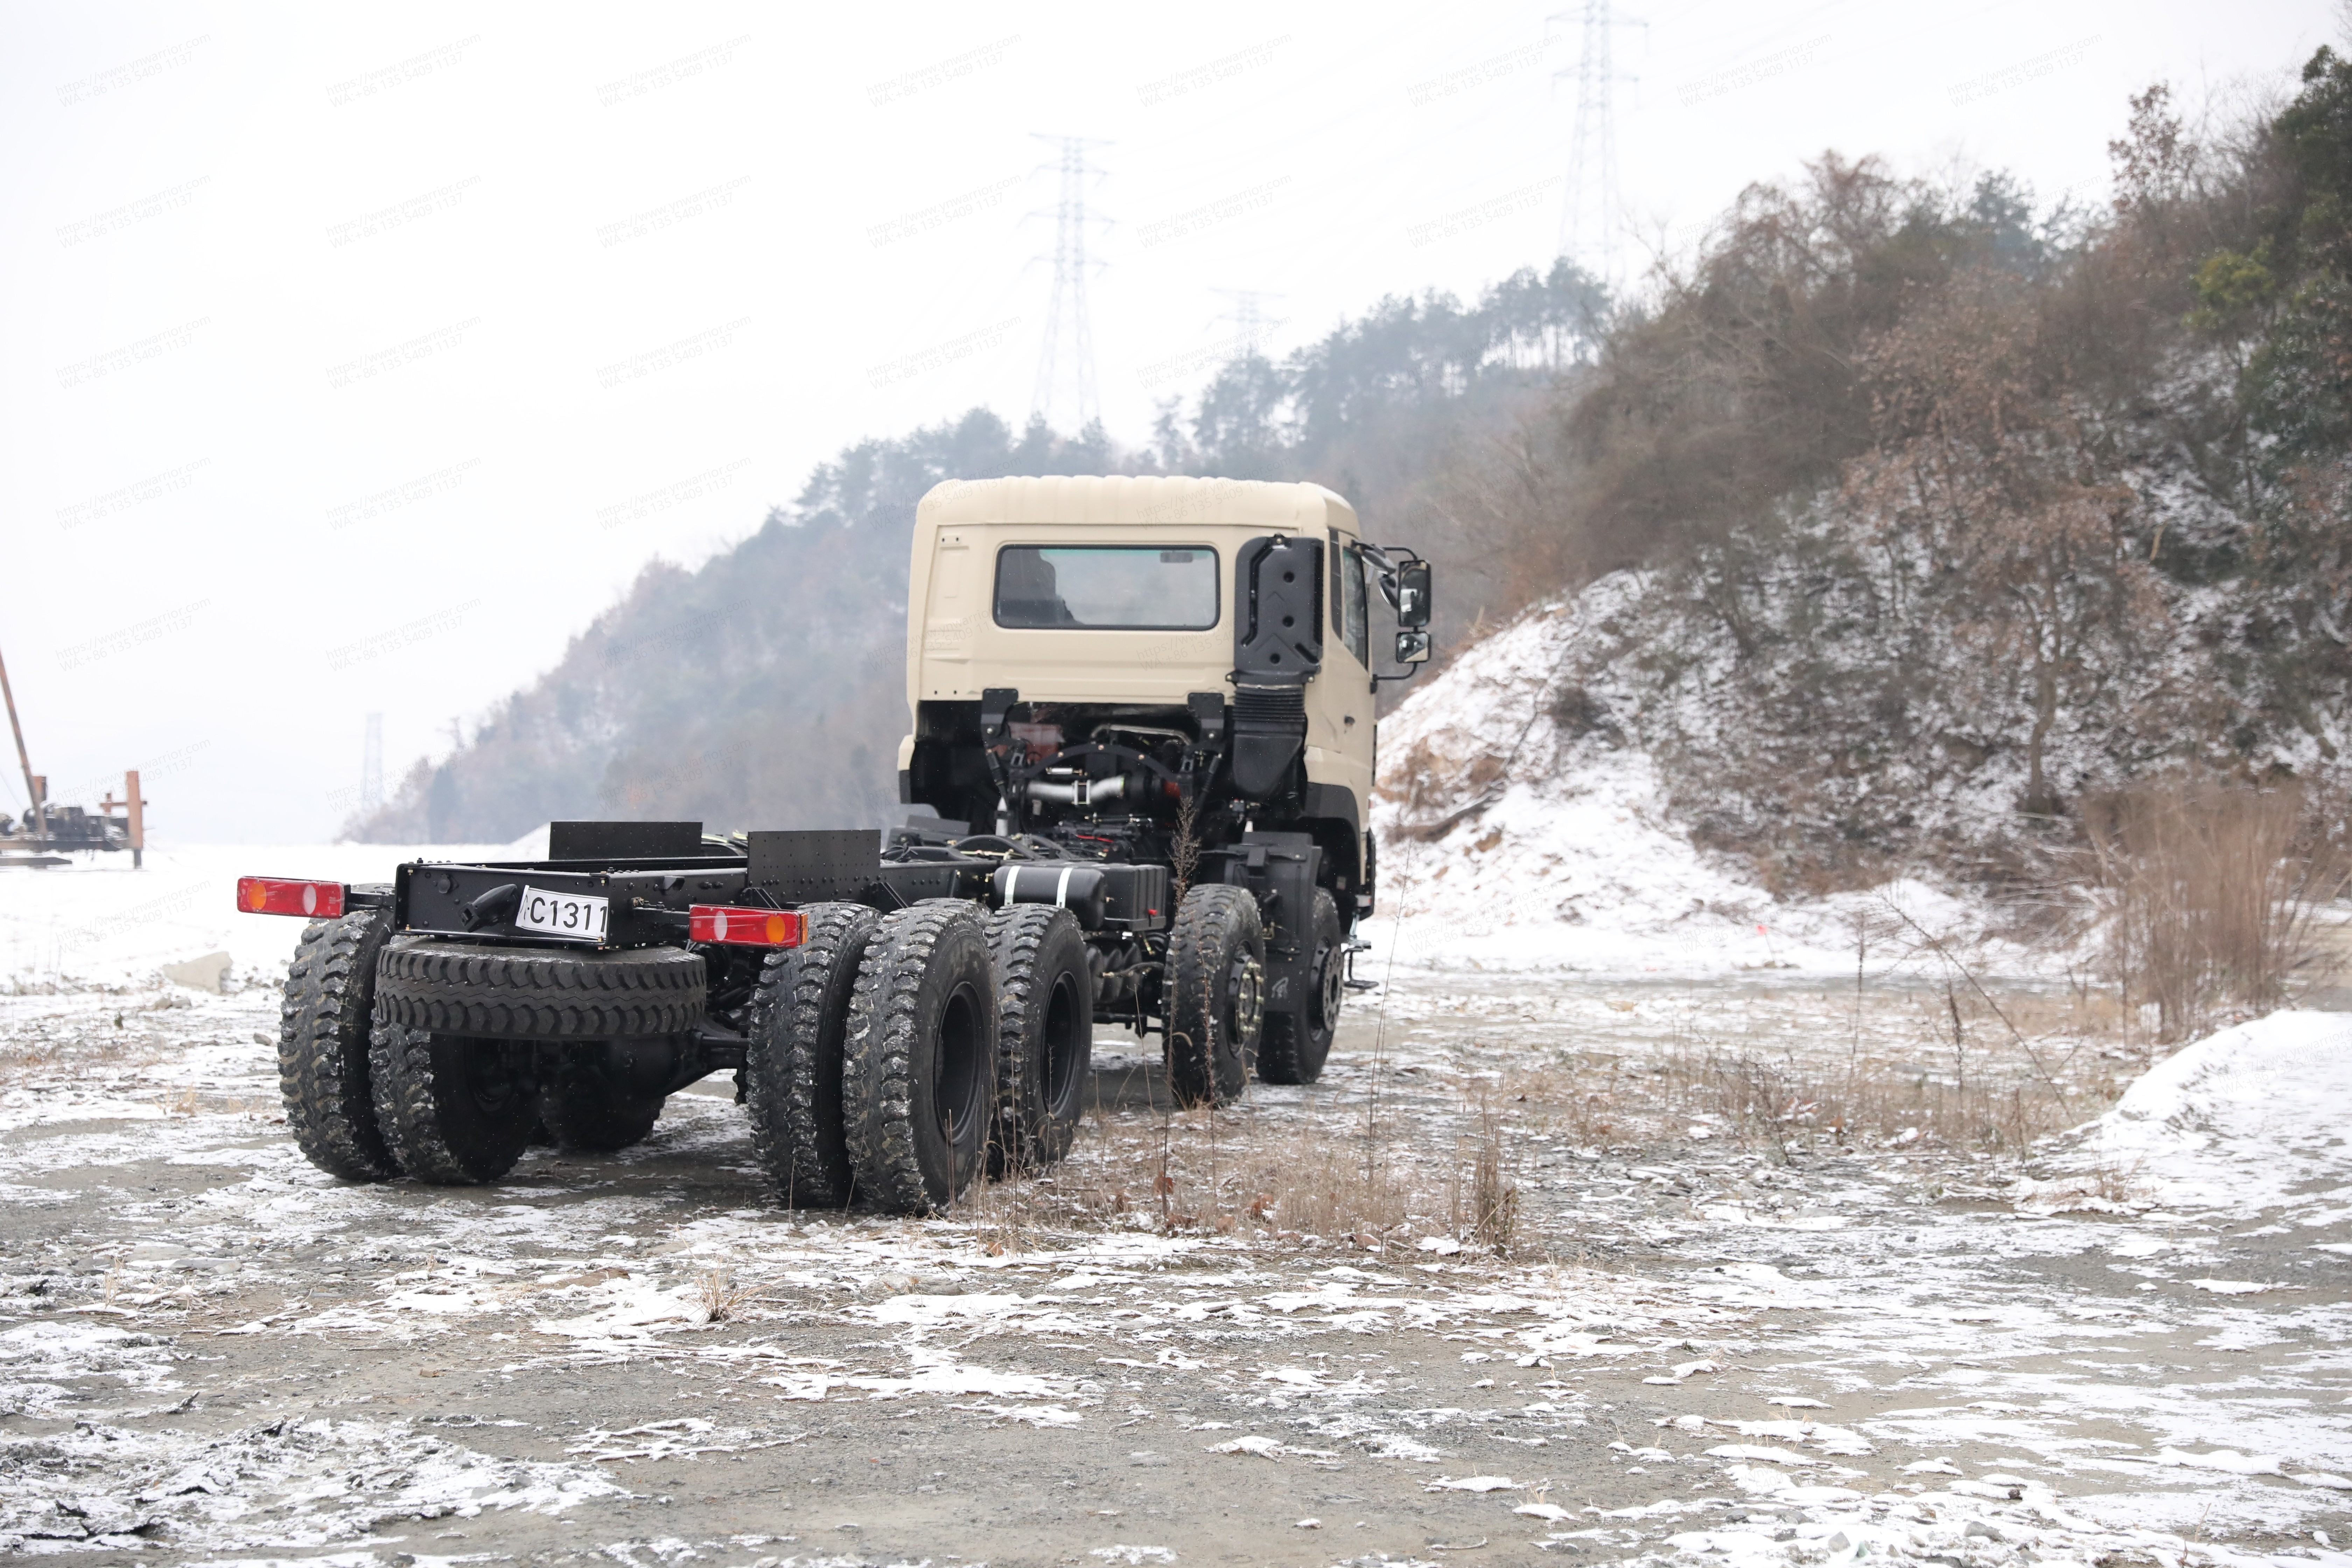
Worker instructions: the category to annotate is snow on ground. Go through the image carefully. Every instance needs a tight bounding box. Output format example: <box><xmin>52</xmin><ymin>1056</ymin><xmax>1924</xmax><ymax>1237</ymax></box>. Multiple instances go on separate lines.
<box><xmin>1364</xmin><ymin>593</ymin><xmax>2015</xmax><ymax>978</ymax></box>
<box><xmin>2022</xmin><ymin>1010</ymin><xmax>2352</xmax><ymax>1224</ymax></box>
<box><xmin>2</xmin><ymin>912</ymin><xmax>2346</xmax><ymax>1562</ymax></box>
<box><xmin>0</xmin><ymin>834</ymin><xmax>543</xmax><ymax>989</ymax></box>
<box><xmin>2</xmin><ymin>832</ymin><xmax>2346</xmax><ymax>1562</ymax></box>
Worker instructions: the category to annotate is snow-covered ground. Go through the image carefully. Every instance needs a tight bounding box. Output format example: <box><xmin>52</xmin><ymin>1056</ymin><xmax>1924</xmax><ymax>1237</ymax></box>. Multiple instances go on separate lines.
<box><xmin>1365</xmin><ymin>593</ymin><xmax>2021</xmax><ymax>979</ymax></box>
<box><xmin>0</xmin><ymin>836</ymin><xmax>540</xmax><ymax>990</ymax></box>
<box><xmin>0</xmin><ymin>812</ymin><xmax>2345</xmax><ymax>1564</ymax></box>
<box><xmin>1</xmin><ymin>891</ymin><xmax>2344</xmax><ymax>1563</ymax></box>
<box><xmin>2022</xmin><ymin>1010</ymin><xmax>2352</xmax><ymax>1225</ymax></box>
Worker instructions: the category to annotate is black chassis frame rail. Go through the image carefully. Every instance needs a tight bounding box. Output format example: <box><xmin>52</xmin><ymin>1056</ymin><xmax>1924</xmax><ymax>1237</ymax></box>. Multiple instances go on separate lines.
<box><xmin>336</xmin><ymin>828</ymin><xmax>1192</xmax><ymax>1083</ymax></box>
<box><xmin>366</xmin><ymin>853</ymin><xmax>1006</xmax><ymax>950</ymax></box>
<box><xmin>389</xmin><ymin>855</ymin><xmax>751</xmax><ymax>948</ymax></box>
<box><xmin>341</xmin><ymin>848</ymin><xmax>998</xmax><ymax>1091</ymax></box>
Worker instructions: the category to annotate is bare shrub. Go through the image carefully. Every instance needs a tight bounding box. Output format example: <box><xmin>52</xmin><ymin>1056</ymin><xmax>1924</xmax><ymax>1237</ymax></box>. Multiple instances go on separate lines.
<box><xmin>1168</xmin><ymin>791</ymin><xmax>1204</xmax><ymax>907</ymax></box>
<box><xmin>1502</xmin><ymin>1036</ymin><xmax>2085</xmax><ymax>1156</ymax></box>
<box><xmin>1022</xmin><ymin>1109</ymin><xmax>1443</xmax><ymax>1248</ymax></box>
<box><xmin>2091</xmin><ymin>1157</ymin><xmax>2153</xmax><ymax>1206</ymax></box>
<box><xmin>2084</xmin><ymin>780</ymin><xmax>2348</xmax><ymax>1042</ymax></box>
<box><xmin>1460</xmin><ymin>1103</ymin><xmax>1521</xmax><ymax>1254</ymax></box>
<box><xmin>695</xmin><ymin>1265</ymin><xmax>755</xmax><ymax>1324</ymax></box>
<box><xmin>1376</xmin><ymin>740</ymin><xmax>1509</xmax><ymax>840</ymax></box>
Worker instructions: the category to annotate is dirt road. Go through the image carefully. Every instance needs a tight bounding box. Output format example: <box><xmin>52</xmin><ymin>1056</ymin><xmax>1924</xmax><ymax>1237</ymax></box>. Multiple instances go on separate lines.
<box><xmin>2</xmin><ymin>967</ymin><xmax>2345</xmax><ymax>1566</ymax></box>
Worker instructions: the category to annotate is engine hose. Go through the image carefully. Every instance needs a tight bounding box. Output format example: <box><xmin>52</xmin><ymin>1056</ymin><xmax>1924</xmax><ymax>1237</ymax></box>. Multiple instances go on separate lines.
<box><xmin>1024</xmin><ymin>775</ymin><xmax>1129</xmax><ymax>805</ymax></box>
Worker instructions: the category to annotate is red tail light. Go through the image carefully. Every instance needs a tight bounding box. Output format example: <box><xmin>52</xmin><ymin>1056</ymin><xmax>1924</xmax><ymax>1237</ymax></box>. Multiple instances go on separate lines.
<box><xmin>689</xmin><ymin>905</ymin><xmax>805</xmax><ymax>948</ymax></box>
<box><xmin>237</xmin><ymin>876</ymin><xmax>346</xmax><ymax>919</ymax></box>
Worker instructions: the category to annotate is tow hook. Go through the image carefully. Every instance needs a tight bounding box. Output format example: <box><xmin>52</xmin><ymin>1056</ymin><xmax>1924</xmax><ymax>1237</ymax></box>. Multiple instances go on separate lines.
<box><xmin>459</xmin><ymin>883</ymin><xmax>522</xmax><ymax>931</ymax></box>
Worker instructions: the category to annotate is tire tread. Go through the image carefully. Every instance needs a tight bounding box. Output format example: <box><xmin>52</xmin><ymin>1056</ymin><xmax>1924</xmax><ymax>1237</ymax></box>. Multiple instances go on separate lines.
<box><xmin>842</xmin><ymin>903</ymin><xmax>990</xmax><ymax>1214</ymax></box>
<box><xmin>374</xmin><ymin>939</ymin><xmax>704</xmax><ymax>1040</ymax></box>
<box><xmin>277</xmin><ymin>910</ymin><xmax>399</xmax><ymax>1181</ymax></box>
<box><xmin>743</xmin><ymin>902</ymin><xmax>880</xmax><ymax>1207</ymax></box>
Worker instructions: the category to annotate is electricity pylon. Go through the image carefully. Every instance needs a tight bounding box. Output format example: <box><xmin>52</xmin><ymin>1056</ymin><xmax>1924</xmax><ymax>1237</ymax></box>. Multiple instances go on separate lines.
<box><xmin>1554</xmin><ymin>3</ymin><xmax>1644</xmax><ymax>284</ymax></box>
<box><xmin>1210</xmin><ymin>288</ymin><xmax>1286</xmax><ymax>362</ymax></box>
<box><xmin>1030</xmin><ymin>134</ymin><xmax>1112</xmax><ymax>429</ymax></box>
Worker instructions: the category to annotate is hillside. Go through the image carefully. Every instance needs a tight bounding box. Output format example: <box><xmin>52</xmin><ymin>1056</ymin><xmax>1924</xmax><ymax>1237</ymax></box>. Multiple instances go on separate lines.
<box><xmin>1420</xmin><ymin>53</ymin><xmax>2352</xmax><ymax>886</ymax></box>
<box><xmin>356</xmin><ymin>48</ymin><xmax>2352</xmax><ymax>894</ymax></box>
<box><xmin>349</xmin><ymin>266</ymin><xmax>1603</xmax><ymax>842</ymax></box>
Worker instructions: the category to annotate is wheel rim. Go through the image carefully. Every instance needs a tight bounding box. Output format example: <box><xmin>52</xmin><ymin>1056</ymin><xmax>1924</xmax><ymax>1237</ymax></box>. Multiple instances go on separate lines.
<box><xmin>464</xmin><ymin>1040</ymin><xmax>526</xmax><ymax>1117</ymax></box>
<box><xmin>1224</xmin><ymin>953</ymin><xmax>1264</xmax><ymax>1051</ymax></box>
<box><xmin>1311</xmin><ymin>941</ymin><xmax>1343</xmax><ymax>1034</ymax></box>
<box><xmin>933</xmin><ymin>981</ymin><xmax>986</xmax><ymax>1150</ymax></box>
<box><xmin>1042</xmin><ymin>970</ymin><xmax>1087</xmax><ymax>1114</ymax></box>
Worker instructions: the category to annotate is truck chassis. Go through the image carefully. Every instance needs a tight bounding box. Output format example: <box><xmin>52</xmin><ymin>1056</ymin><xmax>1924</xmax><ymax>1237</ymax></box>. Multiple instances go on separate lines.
<box><xmin>253</xmin><ymin>814</ymin><xmax>1349</xmax><ymax>1213</ymax></box>
<box><xmin>250</xmin><ymin>478</ymin><xmax>1433</xmax><ymax>1214</ymax></box>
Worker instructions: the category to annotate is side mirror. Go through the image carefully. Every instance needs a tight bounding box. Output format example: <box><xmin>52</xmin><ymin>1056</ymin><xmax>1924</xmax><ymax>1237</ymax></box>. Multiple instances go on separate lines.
<box><xmin>1395</xmin><ymin>628</ymin><xmax>1432</xmax><ymax>664</ymax></box>
<box><xmin>1394</xmin><ymin>560</ymin><xmax>1432</xmax><ymax>628</ymax></box>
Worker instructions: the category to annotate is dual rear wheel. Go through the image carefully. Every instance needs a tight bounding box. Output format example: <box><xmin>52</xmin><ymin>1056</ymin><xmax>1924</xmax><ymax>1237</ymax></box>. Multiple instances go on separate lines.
<box><xmin>276</xmin><ymin>915</ymin><xmax>690</xmax><ymax>1187</ymax></box>
<box><xmin>278</xmin><ymin>884</ymin><xmax>1331</xmax><ymax>1202</ymax></box>
<box><xmin>739</xmin><ymin>900</ymin><xmax>1092</xmax><ymax>1214</ymax></box>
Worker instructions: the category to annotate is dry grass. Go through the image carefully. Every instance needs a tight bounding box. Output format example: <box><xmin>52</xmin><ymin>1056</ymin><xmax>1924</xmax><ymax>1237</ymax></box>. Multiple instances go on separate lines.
<box><xmin>694</xmin><ymin>1265</ymin><xmax>756</xmax><ymax>1324</ymax></box>
<box><xmin>954</xmin><ymin>1102</ymin><xmax>1525</xmax><ymax>1254</ymax></box>
<box><xmin>0</xmin><ymin>1036</ymin><xmax>71</xmax><ymax>1083</ymax></box>
<box><xmin>1498</xmin><ymin>1020</ymin><xmax>2100</xmax><ymax>1159</ymax></box>
<box><xmin>2083</xmin><ymin>779</ymin><xmax>2349</xmax><ymax>1042</ymax></box>
<box><xmin>1462</xmin><ymin>1102</ymin><xmax>1521</xmax><ymax>1254</ymax></box>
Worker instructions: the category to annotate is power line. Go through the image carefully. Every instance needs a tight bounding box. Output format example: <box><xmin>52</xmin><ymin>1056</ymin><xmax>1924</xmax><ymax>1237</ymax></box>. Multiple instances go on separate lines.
<box><xmin>1554</xmin><ymin>2</ymin><xmax>1644</xmax><ymax>284</ymax></box>
<box><xmin>1029</xmin><ymin>133</ymin><xmax>1111</xmax><ymax>430</ymax></box>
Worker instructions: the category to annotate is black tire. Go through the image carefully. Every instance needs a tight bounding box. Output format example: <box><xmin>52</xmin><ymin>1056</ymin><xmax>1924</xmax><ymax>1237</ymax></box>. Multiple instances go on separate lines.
<box><xmin>537</xmin><ymin>1048</ymin><xmax>665</xmax><ymax>1153</ymax></box>
<box><xmin>841</xmin><ymin>904</ymin><xmax>997</xmax><ymax>1215</ymax></box>
<box><xmin>1259</xmin><ymin>889</ymin><xmax>1344</xmax><ymax>1086</ymax></box>
<box><xmin>983</xmin><ymin>905</ymin><xmax>1092</xmax><ymax>1175</ymax></box>
<box><xmin>277</xmin><ymin>910</ymin><xmax>400</xmax><ymax>1181</ymax></box>
<box><xmin>369</xmin><ymin>1022</ymin><xmax>537</xmax><ymax>1184</ymax></box>
<box><xmin>374</xmin><ymin>939</ymin><xmax>704</xmax><ymax>1040</ymax></box>
<box><xmin>742</xmin><ymin>902</ymin><xmax>881</xmax><ymax>1208</ymax></box>
<box><xmin>1165</xmin><ymin>884</ymin><xmax>1265</xmax><ymax>1109</ymax></box>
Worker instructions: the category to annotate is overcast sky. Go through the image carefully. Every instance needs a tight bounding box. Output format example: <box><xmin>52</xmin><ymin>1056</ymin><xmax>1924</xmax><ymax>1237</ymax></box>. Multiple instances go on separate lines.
<box><xmin>1</xmin><ymin>0</ymin><xmax>2334</xmax><ymax>842</ymax></box>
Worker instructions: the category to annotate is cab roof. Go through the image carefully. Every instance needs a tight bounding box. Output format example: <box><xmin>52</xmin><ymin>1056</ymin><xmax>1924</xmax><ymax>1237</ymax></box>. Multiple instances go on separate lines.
<box><xmin>915</xmin><ymin>475</ymin><xmax>1359</xmax><ymax>536</ymax></box>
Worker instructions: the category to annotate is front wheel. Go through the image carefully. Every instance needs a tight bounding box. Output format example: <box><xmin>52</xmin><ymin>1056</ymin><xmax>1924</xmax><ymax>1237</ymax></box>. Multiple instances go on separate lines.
<box><xmin>1259</xmin><ymin>889</ymin><xmax>1343</xmax><ymax>1086</ymax></box>
<box><xmin>1165</xmin><ymin>884</ymin><xmax>1264</xmax><ymax>1109</ymax></box>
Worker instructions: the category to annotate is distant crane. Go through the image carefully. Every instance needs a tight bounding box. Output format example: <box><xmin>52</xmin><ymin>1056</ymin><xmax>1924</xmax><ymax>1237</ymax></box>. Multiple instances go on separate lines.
<box><xmin>0</xmin><ymin>640</ymin><xmax>43</xmax><ymax>845</ymax></box>
<box><xmin>0</xmin><ymin>637</ymin><xmax>144</xmax><ymax>868</ymax></box>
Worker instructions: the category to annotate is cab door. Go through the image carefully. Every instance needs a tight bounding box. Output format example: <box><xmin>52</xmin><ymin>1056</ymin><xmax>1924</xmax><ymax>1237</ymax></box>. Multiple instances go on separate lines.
<box><xmin>1303</xmin><ymin>531</ymin><xmax>1376</xmax><ymax>806</ymax></box>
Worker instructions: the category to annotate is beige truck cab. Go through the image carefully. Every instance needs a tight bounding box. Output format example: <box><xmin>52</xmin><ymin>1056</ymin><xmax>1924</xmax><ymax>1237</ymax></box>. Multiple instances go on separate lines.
<box><xmin>892</xmin><ymin>475</ymin><xmax>1431</xmax><ymax>1104</ymax></box>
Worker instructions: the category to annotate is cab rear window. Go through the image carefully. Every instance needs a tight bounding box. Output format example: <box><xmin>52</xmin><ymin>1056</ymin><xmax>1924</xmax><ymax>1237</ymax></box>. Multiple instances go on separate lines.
<box><xmin>993</xmin><ymin>546</ymin><xmax>1220</xmax><ymax>630</ymax></box>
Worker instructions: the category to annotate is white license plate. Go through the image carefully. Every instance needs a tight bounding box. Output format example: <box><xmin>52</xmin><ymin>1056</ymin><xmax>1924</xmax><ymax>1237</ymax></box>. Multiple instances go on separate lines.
<box><xmin>515</xmin><ymin>885</ymin><xmax>609</xmax><ymax>943</ymax></box>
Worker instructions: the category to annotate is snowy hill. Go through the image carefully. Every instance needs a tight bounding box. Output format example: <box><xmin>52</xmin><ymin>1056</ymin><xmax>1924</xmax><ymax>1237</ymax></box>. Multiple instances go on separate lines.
<box><xmin>1363</xmin><ymin>583</ymin><xmax>1982</xmax><ymax>976</ymax></box>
